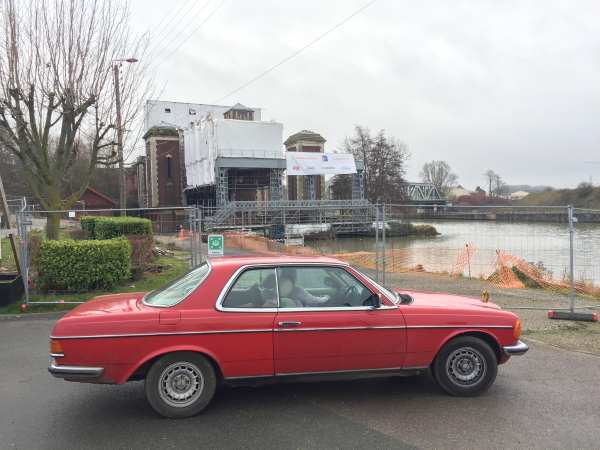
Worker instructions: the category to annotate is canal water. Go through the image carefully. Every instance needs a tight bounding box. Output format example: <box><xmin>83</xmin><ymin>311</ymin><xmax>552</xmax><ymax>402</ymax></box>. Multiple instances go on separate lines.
<box><xmin>304</xmin><ymin>220</ymin><xmax>600</xmax><ymax>285</ymax></box>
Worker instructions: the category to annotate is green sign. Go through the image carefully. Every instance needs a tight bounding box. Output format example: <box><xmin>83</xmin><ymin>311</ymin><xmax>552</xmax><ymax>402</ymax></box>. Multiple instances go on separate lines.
<box><xmin>208</xmin><ymin>235</ymin><xmax>224</xmax><ymax>257</ymax></box>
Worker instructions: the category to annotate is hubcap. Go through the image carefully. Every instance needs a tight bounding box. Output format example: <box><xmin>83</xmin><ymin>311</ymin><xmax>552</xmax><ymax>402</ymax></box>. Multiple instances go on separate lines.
<box><xmin>158</xmin><ymin>362</ymin><xmax>204</xmax><ymax>408</ymax></box>
<box><xmin>445</xmin><ymin>347</ymin><xmax>487</xmax><ymax>388</ymax></box>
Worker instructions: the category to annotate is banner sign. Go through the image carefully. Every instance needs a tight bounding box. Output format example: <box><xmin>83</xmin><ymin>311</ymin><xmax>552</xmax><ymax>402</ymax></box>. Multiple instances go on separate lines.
<box><xmin>207</xmin><ymin>235</ymin><xmax>224</xmax><ymax>257</ymax></box>
<box><xmin>286</xmin><ymin>152</ymin><xmax>357</xmax><ymax>175</ymax></box>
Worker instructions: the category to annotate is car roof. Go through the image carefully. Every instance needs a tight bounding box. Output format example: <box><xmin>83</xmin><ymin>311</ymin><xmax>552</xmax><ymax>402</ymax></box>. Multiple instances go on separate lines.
<box><xmin>207</xmin><ymin>254</ymin><xmax>348</xmax><ymax>268</ymax></box>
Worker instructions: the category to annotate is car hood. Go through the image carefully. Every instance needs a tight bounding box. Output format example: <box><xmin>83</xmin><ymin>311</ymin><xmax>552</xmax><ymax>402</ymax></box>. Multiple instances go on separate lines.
<box><xmin>62</xmin><ymin>292</ymin><xmax>147</xmax><ymax>318</ymax></box>
<box><xmin>392</xmin><ymin>289</ymin><xmax>502</xmax><ymax>310</ymax></box>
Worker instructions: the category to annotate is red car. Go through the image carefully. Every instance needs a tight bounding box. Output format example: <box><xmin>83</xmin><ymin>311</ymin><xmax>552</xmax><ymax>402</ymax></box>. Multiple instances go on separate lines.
<box><xmin>49</xmin><ymin>255</ymin><xmax>528</xmax><ymax>418</ymax></box>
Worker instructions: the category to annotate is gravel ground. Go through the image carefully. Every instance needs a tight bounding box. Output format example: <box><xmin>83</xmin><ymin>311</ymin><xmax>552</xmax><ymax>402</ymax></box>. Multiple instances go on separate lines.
<box><xmin>347</xmin><ymin>266</ymin><xmax>600</xmax><ymax>356</ymax></box>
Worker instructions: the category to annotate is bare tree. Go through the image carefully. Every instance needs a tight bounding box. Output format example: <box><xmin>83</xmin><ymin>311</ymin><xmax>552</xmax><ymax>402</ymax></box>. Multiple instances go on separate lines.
<box><xmin>493</xmin><ymin>174</ymin><xmax>508</xmax><ymax>197</ymax></box>
<box><xmin>330</xmin><ymin>126</ymin><xmax>411</xmax><ymax>203</ymax></box>
<box><xmin>0</xmin><ymin>0</ymin><xmax>154</xmax><ymax>239</ymax></box>
<box><xmin>419</xmin><ymin>160</ymin><xmax>458</xmax><ymax>198</ymax></box>
<box><xmin>483</xmin><ymin>170</ymin><xmax>496</xmax><ymax>196</ymax></box>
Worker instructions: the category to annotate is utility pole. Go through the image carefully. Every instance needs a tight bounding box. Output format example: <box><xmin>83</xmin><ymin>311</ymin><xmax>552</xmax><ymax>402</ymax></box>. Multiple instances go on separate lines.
<box><xmin>114</xmin><ymin>64</ymin><xmax>125</xmax><ymax>216</ymax></box>
<box><xmin>113</xmin><ymin>58</ymin><xmax>138</xmax><ymax>216</ymax></box>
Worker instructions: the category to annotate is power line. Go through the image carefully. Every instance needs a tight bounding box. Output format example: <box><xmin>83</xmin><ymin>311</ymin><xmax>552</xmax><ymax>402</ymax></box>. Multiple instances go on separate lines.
<box><xmin>151</xmin><ymin>0</ymin><xmax>228</xmax><ymax>71</ymax></box>
<box><xmin>148</xmin><ymin>0</ymin><xmax>204</xmax><ymax>56</ymax></box>
<box><xmin>212</xmin><ymin>0</ymin><xmax>377</xmax><ymax>104</ymax></box>
<box><xmin>146</xmin><ymin>0</ymin><xmax>187</xmax><ymax>47</ymax></box>
<box><xmin>148</xmin><ymin>0</ymin><xmax>213</xmax><ymax>67</ymax></box>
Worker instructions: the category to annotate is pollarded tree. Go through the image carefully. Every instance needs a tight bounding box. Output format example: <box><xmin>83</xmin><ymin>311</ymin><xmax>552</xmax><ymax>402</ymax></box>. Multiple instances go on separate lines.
<box><xmin>419</xmin><ymin>160</ymin><xmax>458</xmax><ymax>198</ymax></box>
<box><xmin>0</xmin><ymin>0</ymin><xmax>154</xmax><ymax>239</ymax></box>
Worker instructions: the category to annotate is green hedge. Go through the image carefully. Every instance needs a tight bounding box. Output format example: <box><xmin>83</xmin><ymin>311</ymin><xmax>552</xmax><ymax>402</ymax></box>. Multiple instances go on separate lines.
<box><xmin>80</xmin><ymin>216</ymin><xmax>98</xmax><ymax>235</ymax></box>
<box><xmin>37</xmin><ymin>238</ymin><xmax>132</xmax><ymax>292</ymax></box>
<box><xmin>80</xmin><ymin>216</ymin><xmax>153</xmax><ymax>239</ymax></box>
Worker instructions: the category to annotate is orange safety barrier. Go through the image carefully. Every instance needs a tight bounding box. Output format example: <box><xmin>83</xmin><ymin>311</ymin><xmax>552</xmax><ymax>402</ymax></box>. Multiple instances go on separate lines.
<box><xmin>174</xmin><ymin>229</ymin><xmax>191</xmax><ymax>241</ymax></box>
<box><xmin>221</xmin><ymin>233</ymin><xmax>600</xmax><ymax>299</ymax></box>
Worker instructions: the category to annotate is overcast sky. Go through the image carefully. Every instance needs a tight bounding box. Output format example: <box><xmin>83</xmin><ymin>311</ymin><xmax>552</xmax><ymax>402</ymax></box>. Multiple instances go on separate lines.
<box><xmin>130</xmin><ymin>0</ymin><xmax>600</xmax><ymax>190</ymax></box>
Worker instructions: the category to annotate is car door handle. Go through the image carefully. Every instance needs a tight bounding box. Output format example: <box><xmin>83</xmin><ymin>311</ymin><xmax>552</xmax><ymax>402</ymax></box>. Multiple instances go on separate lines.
<box><xmin>278</xmin><ymin>321</ymin><xmax>301</xmax><ymax>326</ymax></box>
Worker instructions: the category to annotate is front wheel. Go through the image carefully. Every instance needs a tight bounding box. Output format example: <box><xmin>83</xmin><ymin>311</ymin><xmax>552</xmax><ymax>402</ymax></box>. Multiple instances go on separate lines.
<box><xmin>145</xmin><ymin>352</ymin><xmax>216</xmax><ymax>418</ymax></box>
<box><xmin>432</xmin><ymin>336</ymin><xmax>498</xmax><ymax>397</ymax></box>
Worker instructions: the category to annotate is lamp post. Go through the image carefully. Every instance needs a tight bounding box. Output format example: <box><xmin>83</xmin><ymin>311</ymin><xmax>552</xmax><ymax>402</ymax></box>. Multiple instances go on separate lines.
<box><xmin>114</xmin><ymin>58</ymin><xmax>138</xmax><ymax>215</ymax></box>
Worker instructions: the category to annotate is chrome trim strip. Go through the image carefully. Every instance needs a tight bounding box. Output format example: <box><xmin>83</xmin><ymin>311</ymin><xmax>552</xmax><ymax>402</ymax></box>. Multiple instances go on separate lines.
<box><xmin>48</xmin><ymin>362</ymin><xmax>104</xmax><ymax>379</ymax></box>
<box><xmin>406</xmin><ymin>325</ymin><xmax>513</xmax><ymax>329</ymax></box>
<box><xmin>274</xmin><ymin>326</ymin><xmax>406</xmax><ymax>332</ymax></box>
<box><xmin>502</xmin><ymin>340</ymin><xmax>529</xmax><ymax>356</ymax></box>
<box><xmin>274</xmin><ymin>366</ymin><xmax>404</xmax><ymax>377</ymax></box>
<box><xmin>223</xmin><ymin>374</ymin><xmax>275</xmax><ymax>380</ymax></box>
<box><xmin>215</xmin><ymin>263</ymin><xmax>396</xmax><ymax>312</ymax></box>
<box><xmin>277</xmin><ymin>305</ymin><xmax>398</xmax><ymax>312</ymax></box>
<box><xmin>142</xmin><ymin>260</ymin><xmax>213</xmax><ymax>308</ymax></box>
<box><xmin>50</xmin><ymin>329</ymin><xmax>272</xmax><ymax>340</ymax></box>
<box><xmin>50</xmin><ymin>353</ymin><xmax>65</xmax><ymax>358</ymax></box>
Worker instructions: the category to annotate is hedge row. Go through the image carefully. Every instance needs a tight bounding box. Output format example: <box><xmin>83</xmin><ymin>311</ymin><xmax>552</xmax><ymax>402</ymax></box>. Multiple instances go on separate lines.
<box><xmin>80</xmin><ymin>216</ymin><xmax>153</xmax><ymax>239</ymax></box>
<box><xmin>37</xmin><ymin>238</ymin><xmax>132</xmax><ymax>292</ymax></box>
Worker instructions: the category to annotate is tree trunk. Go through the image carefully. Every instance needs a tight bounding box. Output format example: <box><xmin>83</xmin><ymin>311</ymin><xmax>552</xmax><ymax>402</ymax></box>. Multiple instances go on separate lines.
<box><xmin>46</xmin><ymin>211</ymin><xmax>61</xmax><ymax>240</ymax></box>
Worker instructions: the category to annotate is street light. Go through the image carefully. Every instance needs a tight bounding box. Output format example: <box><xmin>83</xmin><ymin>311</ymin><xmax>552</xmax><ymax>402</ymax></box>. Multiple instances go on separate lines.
<box><xmin>114</xmin><ymin>58</ymin><xmax>138</xmax><ymax>215</ymax></box>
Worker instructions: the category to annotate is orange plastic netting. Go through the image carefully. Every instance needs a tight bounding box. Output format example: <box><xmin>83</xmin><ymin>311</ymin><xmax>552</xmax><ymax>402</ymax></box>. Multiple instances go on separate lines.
<box><xmin>181</xmin><ymin>232</ymin><xmax>599</xmax><ymax>299</ymax></box>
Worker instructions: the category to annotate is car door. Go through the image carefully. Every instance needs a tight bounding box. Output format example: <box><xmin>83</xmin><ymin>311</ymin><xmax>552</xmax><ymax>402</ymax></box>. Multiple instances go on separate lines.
<box><xmin>273</xmin><ymin>266</ymin><xmax>406</xmax><ymax>375</ymax></box>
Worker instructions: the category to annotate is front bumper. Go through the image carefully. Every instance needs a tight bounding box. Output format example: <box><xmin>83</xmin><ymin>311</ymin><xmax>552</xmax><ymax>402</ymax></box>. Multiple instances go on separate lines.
<box><xmin>502</xmin><ymin>340</ymin><xmax>529</xmax><ymax>356</ymax></box>
<box><xmin>48</xmin><ymin>362</ymin><xmax>104</xmax><ymax>380</ymax></box>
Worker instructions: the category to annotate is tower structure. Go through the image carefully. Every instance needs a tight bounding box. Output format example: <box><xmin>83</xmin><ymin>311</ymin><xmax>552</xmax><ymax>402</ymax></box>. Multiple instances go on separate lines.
<box><xmin>284</xmin><ymin>130</ymin><xmax>326</xmax><ymax>201</ymax></box>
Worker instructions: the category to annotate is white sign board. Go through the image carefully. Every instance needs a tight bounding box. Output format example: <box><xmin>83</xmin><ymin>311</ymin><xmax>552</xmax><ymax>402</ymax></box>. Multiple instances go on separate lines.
<box><xmin>68</xmin><ymin>211</ymin><xmax>76</xmax><ymax>218</ymax></box>
<box><xmin>286</xmin><ymin>152</ymin><xmax>356</xmax><ymax>175</ymax></box>
<box><xmin>207</xmin><ymin>235</ymin><xmax>224</xmax><ymax>257</ymax></box>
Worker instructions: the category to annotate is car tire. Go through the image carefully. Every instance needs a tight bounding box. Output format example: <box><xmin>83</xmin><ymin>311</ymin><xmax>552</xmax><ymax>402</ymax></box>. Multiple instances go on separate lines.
<box><xmin>145</xmin><ymin>352</ymin><xmax>216</xmax><ymax>418</ymax></box>
<box><xmin>431</xmin><ymin>336</ymin><xmax>498</xmax><ymax>397</ymax></box>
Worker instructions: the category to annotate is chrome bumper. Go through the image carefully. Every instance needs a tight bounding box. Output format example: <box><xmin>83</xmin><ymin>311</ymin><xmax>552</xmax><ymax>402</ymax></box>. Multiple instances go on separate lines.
<box><xmin>48</xmin><ymin>362</ymin><xmax>104</xmax><ymax>379</ymax></box>
<box><xmin>502</xmin><ymin>340</ymin><xmax>529</xmax><ymax>356</ymax></box>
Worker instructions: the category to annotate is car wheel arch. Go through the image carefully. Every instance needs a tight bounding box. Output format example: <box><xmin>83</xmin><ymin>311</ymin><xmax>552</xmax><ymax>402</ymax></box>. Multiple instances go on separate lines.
<box><xmin>433</xmin><ymin>330</ymin><xmax>502</xmax><ymax>365</ymax></box>
<box><xmin>124</xmin><ymin>347</ymin><xmax>225</xmax><ymax>384</ymax></box>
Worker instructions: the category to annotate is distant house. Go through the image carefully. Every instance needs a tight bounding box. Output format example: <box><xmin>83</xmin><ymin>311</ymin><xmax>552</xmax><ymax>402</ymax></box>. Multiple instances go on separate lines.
<box><xmin>448</xmin><ymin>185</ymin><xmax>485</xmax><ymax>199</ymax></box>
<box><xmin>63</xmin><ymin>187</ymin><xmax>117</xmax><ymax>217</ymax></box>
<box><xmin>509</xmin><ymin>190</ymin><xmax>530</xmax><ymax>200</ymax></box>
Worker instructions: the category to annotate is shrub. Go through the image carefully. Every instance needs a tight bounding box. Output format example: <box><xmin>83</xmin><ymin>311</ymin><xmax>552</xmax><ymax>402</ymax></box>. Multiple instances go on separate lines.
<box><xmin>66</xmin><ymin>229</ymin><xmax>92</xmax><ymax>240</ymax></box>
<box><xmin>80</xmin><ymin>216</ymin><xmax>99</xmax><ymax>235</ymax></box>
<box><xmin>37</xmin><ymin>238</ymin><xmax>132</xmax><ymax>292</ymax></box>
<box><xmin>94</xmin><ymin>217</ymin><xmax>153</xmax><ymax>240</ymax></box>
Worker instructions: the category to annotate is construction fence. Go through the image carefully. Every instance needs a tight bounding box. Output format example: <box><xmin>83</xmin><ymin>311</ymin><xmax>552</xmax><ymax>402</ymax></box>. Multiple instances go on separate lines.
<box><xmin>4</xmin><ymin>200</ymin><xmax>600</xmax><ymax>311</ymax></box>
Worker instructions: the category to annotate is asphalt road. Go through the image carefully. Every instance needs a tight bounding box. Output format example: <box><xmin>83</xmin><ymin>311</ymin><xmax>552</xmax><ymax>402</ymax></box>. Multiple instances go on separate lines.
<box><xmin>1</xmin><ymin>313</ymin><xmax>599</xmax><ymax>450</ymax></box>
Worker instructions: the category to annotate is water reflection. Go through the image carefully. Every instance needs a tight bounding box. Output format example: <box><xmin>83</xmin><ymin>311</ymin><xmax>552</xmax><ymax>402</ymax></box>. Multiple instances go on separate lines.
<box><xmin>304</xmin><ymin>221</ymin><xmax>600</xmax><ymax>284</ymax></box>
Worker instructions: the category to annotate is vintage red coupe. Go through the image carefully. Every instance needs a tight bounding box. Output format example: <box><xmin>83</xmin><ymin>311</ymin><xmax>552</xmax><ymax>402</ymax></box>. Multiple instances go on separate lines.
<box><xmin>49</xmin><ymin>254</ymin><xmax>528</xmax><ymax>418</ymax></box>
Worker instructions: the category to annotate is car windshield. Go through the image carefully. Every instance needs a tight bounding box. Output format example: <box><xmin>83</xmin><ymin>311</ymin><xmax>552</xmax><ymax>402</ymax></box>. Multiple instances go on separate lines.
<box><xmin>352</xmin><ymin>269</ymin><xmax>398</xmax><ymax>304</ymax></box>
<box><xmin>143</xmin><ymin>262</ymin><xmax>211</xmax><ymax>307</ymax></box>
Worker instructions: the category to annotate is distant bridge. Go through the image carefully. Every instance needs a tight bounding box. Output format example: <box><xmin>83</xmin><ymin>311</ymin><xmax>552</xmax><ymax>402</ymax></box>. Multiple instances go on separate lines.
<box><xmin>402</xmin><ymin>183</ymin><xmax>445</xmax><ymax>204</ymax></box>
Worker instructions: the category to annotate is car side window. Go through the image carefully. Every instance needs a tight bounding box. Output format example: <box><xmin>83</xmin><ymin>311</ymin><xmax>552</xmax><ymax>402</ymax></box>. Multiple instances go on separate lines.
<box><xmin>222</xmin><ymin>268</ymin><xmax>278</xmax><ymax>308</ymax></box>
<box><xmin>276</xmin><ymin>266</ymin><xmax>373</xmax><ymax>308</ymax></box>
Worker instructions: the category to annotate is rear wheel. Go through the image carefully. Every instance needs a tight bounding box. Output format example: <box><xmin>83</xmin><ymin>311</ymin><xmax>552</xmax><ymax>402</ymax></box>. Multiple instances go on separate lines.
<box><xmin>145</xmin><ymin>352</ymin><xmax>216</xmax><ymax>418</ymax></box>
<box><xmin>432</xmin><ymin>336</ymin><xmax>497</xmax><ymax>397</ymax></box>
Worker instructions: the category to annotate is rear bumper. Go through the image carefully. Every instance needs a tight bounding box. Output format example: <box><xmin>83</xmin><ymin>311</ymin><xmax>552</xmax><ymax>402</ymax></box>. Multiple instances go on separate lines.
<box><xmin>502</xmin><ymin>340</ymin><xmax>529</xmax><ymax>356</ymax></box>
<box><xmin>48</xmin><ymin>362</ymin><xmax>104</xmax><ymax>380</ymax></box>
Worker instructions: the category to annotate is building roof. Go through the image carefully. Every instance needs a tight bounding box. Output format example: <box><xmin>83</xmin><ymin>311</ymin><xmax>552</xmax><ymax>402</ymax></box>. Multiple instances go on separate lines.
<box><xmin>225</xmin><ymin>103</ymin><xmax>254</xmax><ymax>112</ymax></box>
<box><xmin>284</xmin><ymin>130</ymin><xmax>326</xmax><ymax>146</ymax></box>
<box><xmin>63</xmin><ymin>187</ymin><xmax>117</xmax><ymax>205</ymax></box>
<box><xmin>510</xmin><ymin>190</ymin><xmax>530</xmax><ymax>197</ymax></box>
<box><xmin>142</xmin><ymin>121</ymin><xmax>181</xmax><ymax>140</ymax></box>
